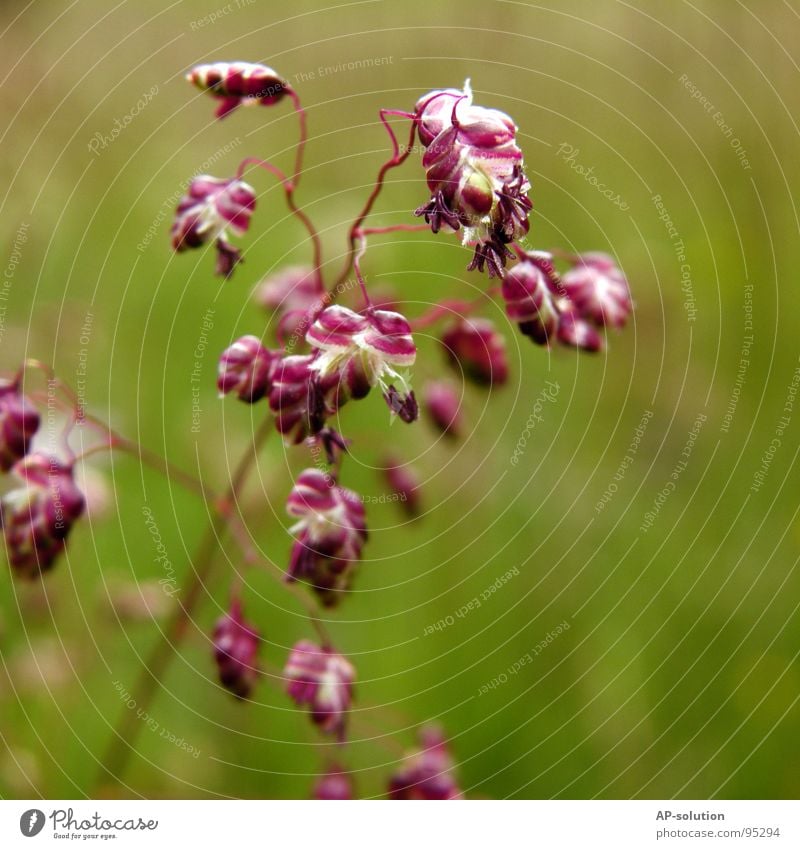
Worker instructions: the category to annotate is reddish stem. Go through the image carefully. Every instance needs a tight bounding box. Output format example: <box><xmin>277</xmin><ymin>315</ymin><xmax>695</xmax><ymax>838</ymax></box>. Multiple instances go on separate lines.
<box><xmin>411</xmin><ymin>289</ymin><xmax>500</xmax><ymax>330</ymax></box>
<box><xmin>333</xmin><ymin>111</ymin><xmax>417</xmax><ymax>289</ymax></box>
<box><xmin>238</xmin><ymin>156</ymin><xmax>325</xmax><ymax>293</ymax></box>
<box><xmin>357</xmin><ymin>223</ymin><xmax>429</xmax><ymax>237</ymax></box>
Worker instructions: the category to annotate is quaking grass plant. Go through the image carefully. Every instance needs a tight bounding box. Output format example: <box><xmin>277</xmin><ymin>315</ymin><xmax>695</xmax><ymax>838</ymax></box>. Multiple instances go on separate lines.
<box><xmin>1</xmin><ymin>60</ymin><xmax>631</xmax><ymax>799</ymax></box>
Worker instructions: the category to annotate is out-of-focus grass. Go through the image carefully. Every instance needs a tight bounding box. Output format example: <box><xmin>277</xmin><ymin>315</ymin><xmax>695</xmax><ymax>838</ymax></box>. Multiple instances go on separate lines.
<box><xmin>0</xmin><ymin>0</ymin><xmax>798</xmax><ymax>799</ymax></box>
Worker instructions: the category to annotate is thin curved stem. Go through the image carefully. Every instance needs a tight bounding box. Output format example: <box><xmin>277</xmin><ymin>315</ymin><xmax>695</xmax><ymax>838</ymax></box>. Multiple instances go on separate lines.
<box><xmin>411</xmin><ymin>288</ymin><xmax>500</xmax><ymax>330</ymax></box>
<box><xmin>288</xmin><ymin>88</ymin><xmax>307</xmax><ymax>189</ymax></box>
<box><xmin>97</xmin><ymin>418</ymin><xmax>272</xmax><ymax>790</ymax></box>
<box><xmin>238</xmin><ymin>156</ymin><xmax>324</xmax><ymax>292</ymax></box>
<box><xmin>358</xmin><ymin>223</ymin><xmax>429</xmax><ymax>237</ymax></box>
<box><xmin>333</xmin><ymin>111</ymin><xmax>417</xmax><ymax>290</ymax></box>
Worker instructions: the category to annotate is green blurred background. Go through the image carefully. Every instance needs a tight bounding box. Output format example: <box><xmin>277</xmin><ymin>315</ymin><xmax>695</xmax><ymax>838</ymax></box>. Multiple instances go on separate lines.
<box><xmin>0</xmin><ymin>0</ymin><xmax>798</xmax><ymax>799</ymax></box>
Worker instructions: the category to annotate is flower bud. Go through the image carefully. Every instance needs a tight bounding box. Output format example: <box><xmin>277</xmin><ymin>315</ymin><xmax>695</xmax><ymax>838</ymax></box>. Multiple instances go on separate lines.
<box><xmin>502</xmin><ymin>255</ymin><xmax>561</xmax><ymax>345</ymax></box>
<box><xmin>382</xmin><ymin>456</ymin><xmax>421</xmax><ymax>518</ymax></box>
<box><xmin>285</xmin><ymin>469</ymin><xmax>367</xmax><ymax>606</ymax></box>
<box><xmin>217</xmin><ymin>336</ymin><xmax>275</xmax><ymax>403</ymax></box>
<box><xmin>284</xmin><ymin>640</ymin><xmax>355</xmax><ymax>738</ymax></box>
<box><xmin>415</xmin><ymin>88</ymin><xmax>464</xmax><ymax>147</ymax></box>
<box><xmin>212</xmin><ymin>599</ymin><xmax>260</xmax><ymax>698</ymax></box>
<box><xmin>268</xmin><ymin>355</ymin><xmax>340</xmax><ymax>444</ymax></box>
<box><xmin>313</xmin><ymin>764</ymin><xmax>354</xmax><ymax>800</ymax></box>
<box><xmin>560</xmin><ymin>252</ymin><xmax>631</xmax><ymax>328</ymax></box>
<box><xmin>0</xmin><ymin>379</ymin><xmax>40</xmax><ymax>472</ymax></box>
<box><xmin>441</xmin><ymin>318</ymin><xmax>508</xmax><ymax>386</ymax></box>
<box><xmin>188</xmin><ymin>61</ymin><xmax>288</xmax><ymax>119</ymax></box>
<box><xmin>171</xmin><ymin>175</ymin><xmax>256</xmax><ymax>278</ymax></box>
<box><xmin>557</xmin><ymin>308</ymin><xmax>603</xmax><ymax>352</ymax></box>
<box><xmin>423</xmin><ymin>381</ymin><xmax>463</xmax><ymax>438</ymax></box>
<box><xmin>388</xmin><ymin>726</ymin><xmax>462</xmax><ymax>800</ymax></box>
<box><xmin>1</xmin><ymin>455</ymin><xmax>84</xmax><ymax>579</ymax></box>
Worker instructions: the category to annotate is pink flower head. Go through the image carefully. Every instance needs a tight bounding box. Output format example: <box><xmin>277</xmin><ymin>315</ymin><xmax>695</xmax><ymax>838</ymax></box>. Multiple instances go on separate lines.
<box><xmin>0</xmin><ymin>379</ymin><xmax>40</xmax><ymax>472</ymax></box>
<box><xmin>388</xmin><ymin>726</ymin><xmax>463</xmax><ymax>800</ymax></box>
<box><xmin>171</xmin><ymin>175</ymin><xmax>256</xmax><ymax>277</ymax></box>
<box><xmin>502</xmin><ymin>251</ymin><xmax>562</xmax><ymax>346</ymax></box>
<box><xmin>284</xmin><ymin>639</ymin><xmax>355</xmax><ymax>738</ymax></box>
<box><xmin>268</xmin><ymin>355</ymin><xmax>341</xmax><ymax>444</ymax></box>
<box><xmin>217</xmin><ymin>335</ymin><xmax>276</xmax><ymax>403</ymax></box>
<box><xmin>423</xmin><ymin>380</ymin><xmax>463</xmax><ymax>438</ymax></box>
<box><xmin>414</xmin><ymin>80</ymin><xmax>531</xmax><ymax>278</ymax></box>
<box><xmin>383</xmin><ymin>456</ymin><xmax>421</xmax><ymax>518</ymax></box>
<box><xmin>1</xmin><ymin>454</ymin><xmax>84</xmax><ymax>579</ymax></box>
<box><xmin>441</xmin><ymin>318</ymin><xmax>508</xmax><ymax>386</ymax></box>
<box><xmin>313</xmin><ymin>764</ymin><xmax>354</xmax><ymax>800</ymax></box>
<box><xmin>307</xmin><ymin>306</ymin><xmax>418</xmax><ymax>421</ymax></box>
<box><xmin>560</xmin><ymin>252</ymin><xmax>632</xmax><ymax>329</ymax></box>
<box><xmin>212</xmin><ymin>599</ymin><xmax>260</xmax><ymax>698</ymax></box>
<box><xmin>187</xmin><ymin>61</ymin><xmax>288</xmax><ymax>119</ymax></box>
<box><xmin>556</xmin><ymin>307</ymin><xmax>604</xmax><ymax>352</ymax></box>
<box><xmin>285</xmin><ymin>469</ymin><xmax>367</xmax><ymax>606</ymax></box>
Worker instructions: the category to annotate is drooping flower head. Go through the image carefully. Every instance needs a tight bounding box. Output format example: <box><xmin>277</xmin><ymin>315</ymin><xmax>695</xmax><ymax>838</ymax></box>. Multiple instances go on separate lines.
<box><xmin>171</xmin><ymin>175</ymin><xmax>256</xmax><ymax>277</ymax></box>
<box><xmin>414</xmin><ymin>81</ymin><xmax>532</xmax><ymax>278</ymax></box>
<box><xmin>423</xmin><ymin>380</ymin><xmax>463</xmax><ymax>438</ymax></box>
<box><xmin>556</xmin><ymin>307</ymin><xmax>604</xmax><ymax>352</ymax></box>
<box><xmin>212</xmin><ymin>599</ymin><xmax>260</xmax><ymax>698</ymax></box>
<box><xmin>560</xmin><ymin>252</ymin><xmax>632</xmax><ymax>329</ymax></box>
<box><xmin>1</xmin><ymin>454</ymin><xmax>84</xmax><ymax>579</ymax></box>
<box><xmin>269</xmin><ymin>355</ymin><xmax>341</xmax><ymax>444</ymax></box>
<box><xmin>441</xmin><ymin>318</ymin><xmax>508</xmax><ymax>386</ymax></box>
<box><xmin>388</xmin><ymin>726</ymin><xmax>463</xmax><ymax>800</ymax></box>
<box><xmin>217</xmin><ymin>335</ymin><xmax>276</xmax><ymax>403</ymax></box>
<box><xmin>502</xmin><ymin>251</ymin><xmax>562</xmax><ymax>345</ymax></box>
<box><xmin>503</xmin><ymin>249</ymin><xmax>630</xmax><ymax>352</ymax></box>
<box><xmin>0</xmin><ymin>379</ymin><xmax>40</xmax><ymax>472</ymax></box>
<box><xmin>187</xmin><ymin>61</ymin><xmax>289</xmax><ymax>119</ymax></box>
<box><xmin>285</xmin><ymin>469</ymin><xmax>367</xmax><ymax>606</ymax></box>
<box><xmin>382</xmin><ymin>456</ymin><xmax>421</xmax><ymax>518</ymax></box>
<box><xmin>284</xmin><ymin>639</ymin><xmax>355</xmax><ymax>738</ymax></box>
<box><xmin>313</xmin><ymin>764</ymin><xmax>355</xmax><ymax>800</ymax></box>
<box><xmin>307</xmin><ymin>306</ymin><xmax>418</xmax><ymax>422</ymax></box>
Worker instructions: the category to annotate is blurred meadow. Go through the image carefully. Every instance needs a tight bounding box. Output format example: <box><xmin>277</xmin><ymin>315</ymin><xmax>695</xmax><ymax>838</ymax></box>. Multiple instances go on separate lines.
<box><xmin>0</xmin><ymin>0</ymin><xmax>799</xmax><ymax>799</ymax></box>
